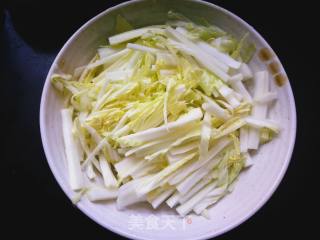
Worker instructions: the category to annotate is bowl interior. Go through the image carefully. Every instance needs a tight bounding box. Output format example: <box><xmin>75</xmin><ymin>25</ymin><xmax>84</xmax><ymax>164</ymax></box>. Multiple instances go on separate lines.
<box><xmin>40</xmin><ymin>0</ymin><xmax>296</xmax><ymax>239</ymax></box>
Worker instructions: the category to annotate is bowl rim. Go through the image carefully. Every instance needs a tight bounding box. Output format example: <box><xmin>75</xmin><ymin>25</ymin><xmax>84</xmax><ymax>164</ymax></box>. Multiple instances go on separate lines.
<box><xmin>40</xmin><ymin>0</ymin><xmax>297</xmax><ymax>239</ymax></box>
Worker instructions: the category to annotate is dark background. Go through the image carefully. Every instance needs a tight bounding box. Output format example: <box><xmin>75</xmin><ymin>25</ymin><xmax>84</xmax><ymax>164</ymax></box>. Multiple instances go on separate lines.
<box><xmin>2</xmin><ymin>0</ymin><xmax>317</xmax><ymax>239</ymax></box>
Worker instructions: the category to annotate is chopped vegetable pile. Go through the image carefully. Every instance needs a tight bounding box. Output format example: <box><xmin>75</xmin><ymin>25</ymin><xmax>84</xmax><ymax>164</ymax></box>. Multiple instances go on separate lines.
<box><xmin>51</xmin><ymin>12</ymin><xmax>279</xmax><ymax>218</ymax></box>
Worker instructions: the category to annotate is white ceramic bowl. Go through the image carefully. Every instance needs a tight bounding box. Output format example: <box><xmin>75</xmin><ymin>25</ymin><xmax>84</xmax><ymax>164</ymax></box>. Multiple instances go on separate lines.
<box><xmin>40</xmin><ymin>0</ymin><xmax>296</xmax><ymax>239</ymax></box>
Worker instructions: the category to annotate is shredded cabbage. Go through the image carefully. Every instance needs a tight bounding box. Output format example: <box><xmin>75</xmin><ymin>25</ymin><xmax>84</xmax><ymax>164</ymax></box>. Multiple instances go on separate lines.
<box><xmin>51</xmin><ymin>11</ymin><xmax>279</xmax><ymax>217</ymax></box>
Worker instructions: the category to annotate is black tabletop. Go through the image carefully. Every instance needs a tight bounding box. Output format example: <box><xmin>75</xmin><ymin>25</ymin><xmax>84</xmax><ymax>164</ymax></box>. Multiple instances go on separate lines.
<box><xmin>2</xmin><ymin>1</ymin><xmax>317</xmax><ymax>239</ymax></box>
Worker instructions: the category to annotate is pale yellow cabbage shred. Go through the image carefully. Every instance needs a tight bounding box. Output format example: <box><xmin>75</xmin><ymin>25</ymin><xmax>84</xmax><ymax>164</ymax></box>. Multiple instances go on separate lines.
<box><xmin>51</xmin><ymin>12</ymin><xmax>279</xmax><ymax>217</ymax></box>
